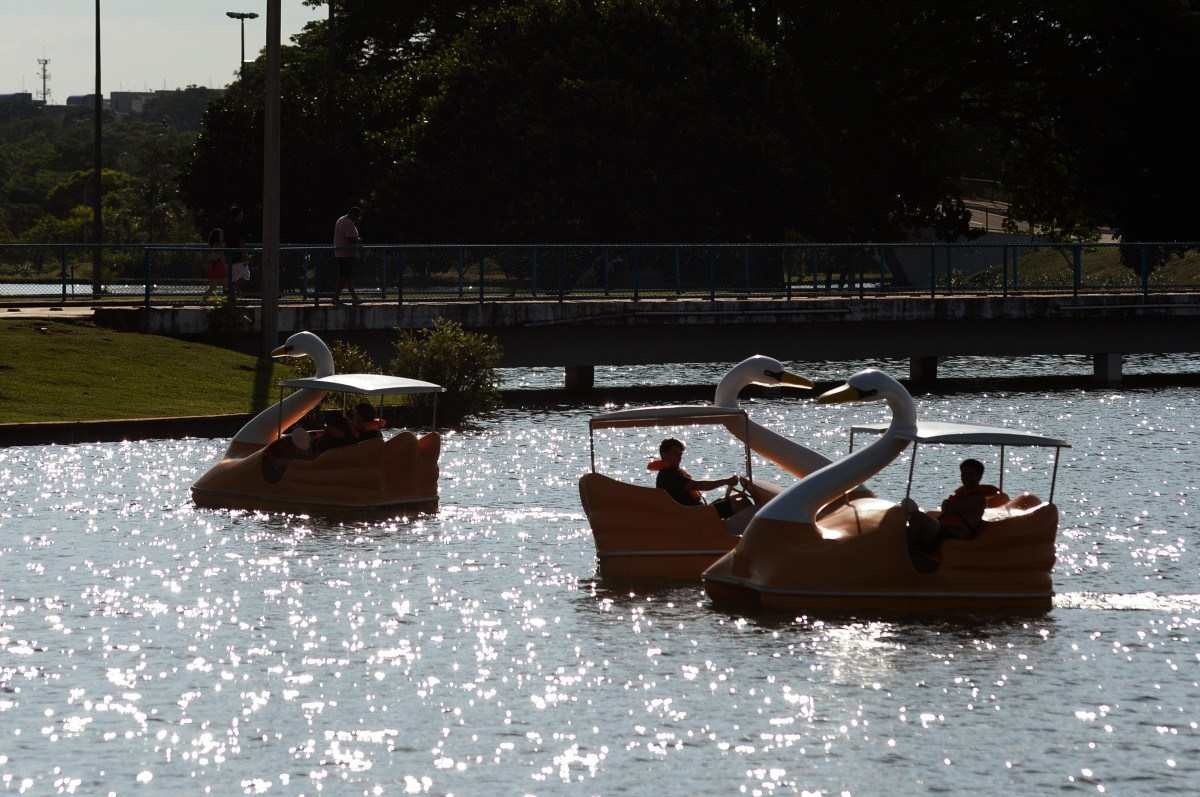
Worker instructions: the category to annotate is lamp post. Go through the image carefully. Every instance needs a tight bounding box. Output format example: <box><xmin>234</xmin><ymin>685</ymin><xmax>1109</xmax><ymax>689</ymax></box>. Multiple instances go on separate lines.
<box><xmin>225</xmin><ymin>11</ymin><xmax>259</xmax><ymax>77</ymax></box>
<box><xmin>260</xmin><ymin>0</ymin><xmax>280</xmax><ymax>357</ymax></box>
<box><xmin>92</xmin><ymin>0</ymin><xmax>102</xmax><ymax>298</ymax></box>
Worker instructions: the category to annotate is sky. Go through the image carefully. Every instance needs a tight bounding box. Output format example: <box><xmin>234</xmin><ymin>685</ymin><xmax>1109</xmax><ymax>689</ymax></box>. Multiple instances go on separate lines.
<box><xmin>1</xmin><ymin>1</ymin><xmax>325</xmax><ymax>101</ymax></box>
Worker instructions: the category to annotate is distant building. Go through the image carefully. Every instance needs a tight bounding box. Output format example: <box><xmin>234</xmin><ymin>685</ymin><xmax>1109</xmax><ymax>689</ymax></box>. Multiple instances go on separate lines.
<box><xmin>0</xmin><ymin>92</ymin><xmax>42</xmax><ymax>107</ymax></box>
<box><xmin>66</xmin><ymin>94</ymin><xmax>111</xmax><ymax>110</ymax></box>
<box><xmin>110</xmin><ymin>91</ymin><xmax>155</xmax><ymax>115</ymax></box>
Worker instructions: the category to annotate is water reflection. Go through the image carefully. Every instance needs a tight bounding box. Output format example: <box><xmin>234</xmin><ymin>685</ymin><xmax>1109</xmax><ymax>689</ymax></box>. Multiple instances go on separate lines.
<box><xmin>1</xmin><ymin>377</ymin><xmax>1198</xmax><ymax>793</ymax></box>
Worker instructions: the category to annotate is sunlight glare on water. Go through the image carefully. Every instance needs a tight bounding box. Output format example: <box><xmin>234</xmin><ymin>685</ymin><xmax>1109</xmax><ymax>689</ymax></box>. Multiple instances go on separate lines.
<box><xmin>1</xmin><ymin>368</ymin><xmax>1199</xmax><ymax>794</ymax></box>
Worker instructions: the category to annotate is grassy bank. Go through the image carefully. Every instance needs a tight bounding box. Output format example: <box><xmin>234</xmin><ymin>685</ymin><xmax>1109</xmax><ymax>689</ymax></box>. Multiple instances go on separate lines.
<box><xmin>0</xmin><ymin>320</ymin><xmax>277</xmax><ymax>423</ymax></box>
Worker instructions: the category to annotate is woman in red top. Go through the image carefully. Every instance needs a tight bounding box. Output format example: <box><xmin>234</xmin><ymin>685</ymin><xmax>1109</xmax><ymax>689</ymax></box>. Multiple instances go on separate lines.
<box><xmin>205</xmin><ymin>227</ymin><xmax>227</xmax><ymax>298</ymax></box>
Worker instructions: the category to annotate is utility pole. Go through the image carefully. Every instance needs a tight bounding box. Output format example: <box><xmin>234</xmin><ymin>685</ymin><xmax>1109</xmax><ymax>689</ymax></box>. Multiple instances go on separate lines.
<box><xmin>93</xmin><ymin>0</ymin><xmax>104</xmax><ymax>298</ymax></box>
<box><xmin>260</xmin><ymin>0</ymin><xmax>280</xmax><ymax>356</ymax></box>
<box><xmin>36</xmin><ymin>58</ymin><xmax>51</xmax><ymax>105</ymax></box>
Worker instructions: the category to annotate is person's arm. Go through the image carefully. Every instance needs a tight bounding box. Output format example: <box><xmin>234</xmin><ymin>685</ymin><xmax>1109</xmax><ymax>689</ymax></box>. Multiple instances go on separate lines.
<box><xmin>688</xmin><ymin>475</ymin><xmax>738</xmax><ymax>492</ymax></box>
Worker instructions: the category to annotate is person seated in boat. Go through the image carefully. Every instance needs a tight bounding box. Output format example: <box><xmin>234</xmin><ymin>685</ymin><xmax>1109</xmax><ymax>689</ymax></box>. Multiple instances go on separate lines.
<box><xmin>650</xmin><ymin>438</ymin><xmax>739</xmax><ymax>511</ymax></box>
<box><xmin>312</xmin><ymin>414</ymin><xmax>355</xmax><ymax>456</ymax></box>
<box><xmin>903</xmin><ymin>458</ymin><xmax>1008</xmax><ymax>553</ymax></box>
<box><xmin>351</xmin><ymin>402</ymin><xmax>384</xmax><ymax>442</ymax></box>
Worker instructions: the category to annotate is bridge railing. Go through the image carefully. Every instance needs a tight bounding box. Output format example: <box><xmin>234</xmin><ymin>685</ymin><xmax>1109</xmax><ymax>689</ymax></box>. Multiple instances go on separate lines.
<box><xmin>1</xmin><ymin>241</ymin><xmax>1197</xmax><ymax>305</ymax></box>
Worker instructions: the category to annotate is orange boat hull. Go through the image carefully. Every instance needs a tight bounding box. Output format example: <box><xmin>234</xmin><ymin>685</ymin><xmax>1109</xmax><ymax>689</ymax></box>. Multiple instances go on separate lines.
<box><xmin>579</xmin><ymin>473</ymin><xmax>755</xmax><ymax>581</ymax></box>
<box><xmin>192</xmin><ymin>432</ymin><xmax>440</xmax><ymax>517</ymax></box>
<box><xmin>703</xmin><ymin>494</ymin><xmax>1057</xmax><ymax>614</ymax></box>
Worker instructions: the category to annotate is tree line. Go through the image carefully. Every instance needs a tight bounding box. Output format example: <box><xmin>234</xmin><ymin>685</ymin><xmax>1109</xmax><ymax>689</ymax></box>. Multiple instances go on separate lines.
<box><xmin>5</xmin><ymin>1</ymin><xmax>1199</xmax><ymax>257</ymax></box>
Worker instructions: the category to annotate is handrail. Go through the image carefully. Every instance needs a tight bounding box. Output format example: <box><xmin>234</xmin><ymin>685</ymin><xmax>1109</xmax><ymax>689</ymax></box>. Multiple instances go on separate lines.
<box><xmin>1</xmin><ymin>240</ymin><xmax>1197</xmax><ymax>307</ymax></box>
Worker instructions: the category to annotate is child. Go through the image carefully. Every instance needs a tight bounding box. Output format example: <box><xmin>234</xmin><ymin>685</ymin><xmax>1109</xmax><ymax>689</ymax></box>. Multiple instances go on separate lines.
<box><xmin>205</xmin><ymin>228</ymin><xmax>227</xmax><ymax>298</ymax></box>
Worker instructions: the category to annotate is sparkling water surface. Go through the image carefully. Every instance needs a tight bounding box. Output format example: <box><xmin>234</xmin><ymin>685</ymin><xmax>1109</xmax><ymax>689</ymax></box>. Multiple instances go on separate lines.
<box><xmin>2</xmin><ymin>361</ymin><xmax>1199</xmax><ymax>795</ymax></box>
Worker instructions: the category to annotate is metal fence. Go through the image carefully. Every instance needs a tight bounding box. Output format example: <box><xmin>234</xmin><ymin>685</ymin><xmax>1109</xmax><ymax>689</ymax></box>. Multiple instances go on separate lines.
<box><xmin>1</xmin><ymin>241</ymin><xmax>1198</xmax><ymax>306</ymax></box>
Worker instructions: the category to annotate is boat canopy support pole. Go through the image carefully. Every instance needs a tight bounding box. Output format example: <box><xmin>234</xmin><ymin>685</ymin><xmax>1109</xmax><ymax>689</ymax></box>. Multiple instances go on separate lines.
<box><xmin>999</xmin><ymin>445</ymin><xmax>1005</xmax><ymax>492</ymax></box>
<box><xmin>1049</xmin><ymin>447</ymin><xmax>1061</xmax><ymax>504</ymax></box>
<box><xmin>743</xmin><ymin>413</ymin><xmax>753</xmax><ymax>484</ymax></box>
<box><xmin>905</xmin><ymin>442</ymin><xmax>918</xmax><ymax>499</ymax></box>
<box><xmin>588</xmin><ymin>423</ymin><xmax>596</xmax><ymax>474</ymax></box>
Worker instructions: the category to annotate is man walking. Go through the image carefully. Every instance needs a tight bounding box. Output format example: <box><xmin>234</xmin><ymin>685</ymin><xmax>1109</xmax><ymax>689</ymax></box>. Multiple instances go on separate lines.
<box><xmin>333</xmin><ymin>205</ymin><xmax>361</xmax><ymax>305</ymax></box>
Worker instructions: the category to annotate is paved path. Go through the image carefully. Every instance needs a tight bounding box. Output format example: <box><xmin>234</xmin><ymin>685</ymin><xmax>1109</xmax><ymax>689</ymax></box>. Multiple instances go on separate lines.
<box><xmin>0</xmin><ymin>306</ymin><xmax>96</xmax><ymax>320</ymax></box>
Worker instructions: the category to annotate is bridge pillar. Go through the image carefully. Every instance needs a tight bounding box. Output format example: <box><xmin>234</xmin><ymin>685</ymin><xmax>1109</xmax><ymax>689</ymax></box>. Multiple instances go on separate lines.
<box><xmin>565</xmin><ymin>365</ymin><xmax>595</xmax><ymax>392</ymax></box>
<box><xmin>909</xmin><ymin>355</ymin><xmax>938</xmax><ymax>385</ymax></box>
<box><xmin>1092</xmin><ymin>353</ymin><xmax>1123</xmax><ymax>387</ymax></box>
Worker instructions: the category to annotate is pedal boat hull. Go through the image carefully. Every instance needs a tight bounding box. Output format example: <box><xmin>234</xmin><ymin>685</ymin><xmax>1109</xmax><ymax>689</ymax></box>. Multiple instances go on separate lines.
<box><xmin>192</xmin><ymin>431</ymin><xmax>440</xmax><ymax>518</ymax></box>
<box><xmin>703</xmin><ymin>494</ymin><xmax>1057</xmax><ymax>614</ymax></box>
<box><xmin>579</xmin><ymin>472</ymin><xmax>756</xmax><ymax>581</ymax></box>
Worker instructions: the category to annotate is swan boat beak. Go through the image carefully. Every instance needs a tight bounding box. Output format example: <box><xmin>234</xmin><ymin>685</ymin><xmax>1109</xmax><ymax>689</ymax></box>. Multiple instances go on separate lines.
<box><xmin>817</xmin><ymin>383</ymin><xmax>866</xmax><ymax>404</ymax></box>
<box><xmin>270</xmin><ymin>344</ymin><xmax>295</xmax><ymax>358</ymax></box>
<box><xmin>778</xmin><ymin>371</ymin><xmax>814</xmax><ymax>389</ymax></box>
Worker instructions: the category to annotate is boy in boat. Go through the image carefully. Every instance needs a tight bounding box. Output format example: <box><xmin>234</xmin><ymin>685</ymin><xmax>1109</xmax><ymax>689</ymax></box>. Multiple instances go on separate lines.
<box><xmin>652</xmin><ymin>438</ymin><xmax>739</xmax><ymax>511</ymax></box>
<box><xmin>351</xmin><ymin>402</ymin><xmax>384</xmax><ymax>441</ymax></box>
<box><xmin>903</xmin><ymin>458</ymin><xmax>1008</xmax><ymax>556</ymax></box>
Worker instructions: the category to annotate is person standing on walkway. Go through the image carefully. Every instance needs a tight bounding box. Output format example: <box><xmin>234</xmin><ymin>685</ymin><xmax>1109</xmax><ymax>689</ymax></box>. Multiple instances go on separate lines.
<box><xmin>333</xmin><ymin>206</ymin><xmax>361</xmax><ymax>305</ymax></box>
<box><xmin>225</xmin><ymin>205</ymin><xmax>248</xmax><ymax>299</ymax></box>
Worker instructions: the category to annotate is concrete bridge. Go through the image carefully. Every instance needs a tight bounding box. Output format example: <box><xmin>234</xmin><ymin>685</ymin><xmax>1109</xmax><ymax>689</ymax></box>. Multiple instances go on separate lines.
<box><xmin>95</xmin><ymin>293</ymin><xmax>1200</xmax><ymax>389</ymax></box>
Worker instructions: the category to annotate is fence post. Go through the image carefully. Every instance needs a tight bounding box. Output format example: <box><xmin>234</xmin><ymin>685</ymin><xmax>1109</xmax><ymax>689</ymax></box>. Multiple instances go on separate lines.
<box><xmin>929</xmin><ymin>244</ymin><xmax>936</xmax><ymax>298</ymax></box>
<box><xmin>397</xmin><ymin>248</ymin><xmax>405</xmax><ymax>306</ymax></box>
<box><xmin>708</xmin><ymin>247</ymin><xmax>716</xmax><ymax>302</ymax></box>
<box><xmin>143</xmin><ymin>248</ymin><xmax>152</xmax><ymax>309</ymax></box>
<box><xmin>859</xmin><ymin>249</ymin><xmax>866</xmax><ymax>300</ymax></box>
<box><xmin>479</xmin><ymin>248</ymin><xmax>485</xmax><ymax>304</ymax></box>
<box><xmin>743</xmin><ymin>246</ymin><xmax>751</xmax><ymax>296</ymax></box>
<box><xmin>633</xmin><ymin>247</ymin><xmax>640</xmax><ymax>302</ymax></box>
<box><xmin>458</xmin><ymin>247</ymin><xmax>466</xmax><ymax>299</ymax></box>
<box><xmin>1139</xmin><ymin>245</ymin><xmax>1149</xmax><ymax>296</ymax></box>
<box><xmin>1002</xmin><ymin>245</ymin><xmax>1009</xmax><ymax>298</ymax></box>
<box><xmin>558</xmin><ymin>248</ymin><xmax>565</xmax><ymax>303</ymax></box>
<box><xmin>785</xmin><ymin>247</ymin><xmax>792</xmax><ymax>301</ymax></box>
<box><xmin>60</xmin><ymin>246</ymin><xmax>68</xmax><ymax>304</ymax></box>
<box><xmin>674</xmin><ymin>247</ymin><xmax>681</xmax><ymax>296</ymax></box>
<box><xmin>531</xmin><ymin>247</ymin><xmax>539</xmax><ymax>297</ymax></box>
<box><xmin>1013</xmin><ymin>247</ymin><xmax>1021</xmax><ymax>292</ymax></box>
<box><xmin>604</xmin><ymin>247</ymin><xmax>611</xmax><ymax>297</ymax></box>
<box><xmin>1072</xmin><ymin>243</ymin><xmax>1082</xmax><ymax>297</ymax></box>
<box><xmin>945</xmin><ymin>245</ymin><xmax>953</xmax><ymax>295</ymax></box>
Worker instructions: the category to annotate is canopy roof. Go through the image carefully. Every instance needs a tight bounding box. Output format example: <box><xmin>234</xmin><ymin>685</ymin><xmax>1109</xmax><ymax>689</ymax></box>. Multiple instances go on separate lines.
<box><xmin>280</xmin><ymin>373</ymin><xmax>444</xmax><ymax>396</ymax></box>
<box><xmin>851</xmin><ymin>420</ymin><xmax>1070</xmax><ymax>448</ymax></box>
<box><xmin>590</xmin><ymin>404</ymin><xmax>747</xmax><ymax>430</ymax></box>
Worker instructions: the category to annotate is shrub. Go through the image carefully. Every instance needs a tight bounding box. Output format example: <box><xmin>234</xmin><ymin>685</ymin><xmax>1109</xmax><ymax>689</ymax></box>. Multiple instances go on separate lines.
<box><xmin>389</xmin><ymin>319</ymin><xmax>502</xmax><ymax>426</ymax></box>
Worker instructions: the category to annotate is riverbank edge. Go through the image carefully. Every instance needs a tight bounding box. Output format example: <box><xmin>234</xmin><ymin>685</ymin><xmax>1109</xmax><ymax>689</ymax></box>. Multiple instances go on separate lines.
<box><xmin>3</xmin><ymin>372</ymin><xmax>1199</xmax><ymax>447</ymax></box>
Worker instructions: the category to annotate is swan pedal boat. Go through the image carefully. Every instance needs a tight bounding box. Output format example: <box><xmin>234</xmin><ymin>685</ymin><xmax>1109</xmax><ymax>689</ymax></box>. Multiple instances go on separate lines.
<box><xmin>703</xmin><ymin>369</ymin><xmax>1069</xmax><ymax>614</ymax></box>
<box><xmin>192</xmin><ymin>335</ymin><xmax>445</xmax><ymax>516</ymax></box>
<box><xmin>580</xmin><ymin>404</ymin><xmax>788</xmax><ymax>582</ymax></box>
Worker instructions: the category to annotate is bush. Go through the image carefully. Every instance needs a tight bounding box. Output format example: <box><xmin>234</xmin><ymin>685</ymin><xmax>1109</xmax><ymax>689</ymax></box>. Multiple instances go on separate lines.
<box><xmin>389</xmin><ymin>319</ymin><xmax>501</xmax><ymax>426</ymax></box>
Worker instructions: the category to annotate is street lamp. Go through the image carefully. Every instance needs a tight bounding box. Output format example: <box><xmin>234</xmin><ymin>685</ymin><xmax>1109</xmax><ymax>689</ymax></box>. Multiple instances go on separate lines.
<box><xmin>225</xmin><ymin>11</ymin><xmax>259</xmax><ymax>77</ymax></box>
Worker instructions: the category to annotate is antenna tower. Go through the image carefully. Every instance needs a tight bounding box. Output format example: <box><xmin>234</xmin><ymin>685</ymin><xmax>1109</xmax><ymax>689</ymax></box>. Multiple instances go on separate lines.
<box><xmin>36</xmin><ymin>58</ymin><xmax>51</xmax><ymax>104</ymax></box>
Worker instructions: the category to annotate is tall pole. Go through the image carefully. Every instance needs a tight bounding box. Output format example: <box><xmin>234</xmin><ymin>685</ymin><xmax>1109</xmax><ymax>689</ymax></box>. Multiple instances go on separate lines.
<box><xmin>92</xmin><ymin>0</ymin><xmax>103</xmax><ymax>297</ymax></box>
<box><xmin>260</xmin><ymin>0</ymin><xmax>280</xmax><ymax>356</ymax></box>
<box><xmin>240</xmin><ymin>19</ymin><xmax>245</xmax><ymax>76</ymax></box>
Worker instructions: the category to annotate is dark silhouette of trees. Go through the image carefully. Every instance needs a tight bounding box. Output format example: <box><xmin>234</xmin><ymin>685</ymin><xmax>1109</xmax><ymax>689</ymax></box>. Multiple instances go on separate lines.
<box><xmin>178</xmin><ymin>0</ymin><xmax>1200</xmax><ymax>260</ymax></box>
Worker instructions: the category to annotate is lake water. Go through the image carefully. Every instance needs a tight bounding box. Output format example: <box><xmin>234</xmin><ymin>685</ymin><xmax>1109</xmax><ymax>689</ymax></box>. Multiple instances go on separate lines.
<box><xmin>2</xmin><ymin>362</ymin><xmax>1199</xmax><ymax>795</ymax></box>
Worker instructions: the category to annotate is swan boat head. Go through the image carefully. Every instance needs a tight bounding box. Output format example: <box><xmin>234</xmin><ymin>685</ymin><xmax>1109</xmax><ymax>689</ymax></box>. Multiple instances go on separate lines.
<box><xmin>271</xmin><ymin>331</ymin><xmax>336</xmax><ymax>377</ymax></box>
<box><xmin>714</xmin><ymin>355</ymin><xmax>813</xmax><ymax>408</ymax></box>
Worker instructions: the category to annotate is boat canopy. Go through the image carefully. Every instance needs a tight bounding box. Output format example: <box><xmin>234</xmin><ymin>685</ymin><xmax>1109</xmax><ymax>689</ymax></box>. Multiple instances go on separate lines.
<box><xmin>279</xmin><ymin>374</ymin><xmax>445</xmax><ymax>396</ymax></box>
<box><xmin>590</xmin><ymin>405</ymin><xmax>748</xmax><ymax>430</ymax></box>
<box><xmin>850</xmin><ymin>421</ymin><xmax>1070</xmax><ymax>448</ymax></box>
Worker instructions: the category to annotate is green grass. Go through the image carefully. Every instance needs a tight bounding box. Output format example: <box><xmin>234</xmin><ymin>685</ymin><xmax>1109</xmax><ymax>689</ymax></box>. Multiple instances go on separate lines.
<box><xmin>956</xmin><ymin>246</ymin><xmax>1200</xmax><ymax>291</ymax></box>
<box><xmin>0</xmin><ymin>320</ymin><xmax>280</xmax><ymax>423</ymax></box>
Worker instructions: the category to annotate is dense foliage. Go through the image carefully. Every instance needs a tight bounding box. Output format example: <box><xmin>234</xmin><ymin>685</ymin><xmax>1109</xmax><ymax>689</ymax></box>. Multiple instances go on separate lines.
<box><xmin>6</xmin><ymin>1</ymin><xmax>1199</xmax><ymax>268</ymax></box>
<box><xmin>389</xmin><ymin>319</ymin><xmax>501</xmax><ymax>426</ymax></box>
<box><xmin>0</xmin><ymin>105</ymin><xmax>195</xmax><ymax>244</ymax></box>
